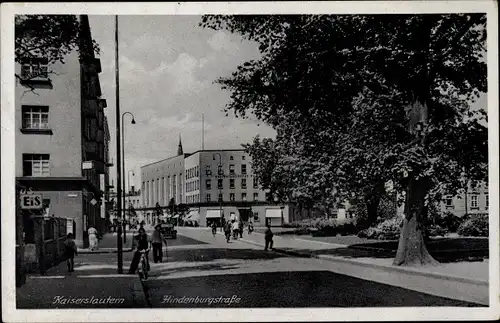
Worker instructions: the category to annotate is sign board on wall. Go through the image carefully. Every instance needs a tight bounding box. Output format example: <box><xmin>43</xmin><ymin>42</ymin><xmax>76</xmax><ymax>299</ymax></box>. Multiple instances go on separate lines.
<box><xmin>20</xmin><ymin>194</ymin><xmax>43</xmax><ymax>210</ymax></box>
<box><xmin>67</xmin><ymin>218</ymin><xmax>74</xmax><ymax>235</ymax></box>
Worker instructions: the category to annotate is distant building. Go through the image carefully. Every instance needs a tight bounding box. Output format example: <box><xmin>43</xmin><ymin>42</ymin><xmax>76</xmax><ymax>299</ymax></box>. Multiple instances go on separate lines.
<box><xmin>139</xmin><ymin>141</ymin><xmax>289</xmax><ymax>226</ymax></box>
<box><xmin>15</xmin><ymin>15</ymin><xmax>110</xmax><ymax>247</ymax></box>
<box><xmin>439</xmin><ymin>181</ymin><xmax>489</xmax><ymax>217</ymax></box>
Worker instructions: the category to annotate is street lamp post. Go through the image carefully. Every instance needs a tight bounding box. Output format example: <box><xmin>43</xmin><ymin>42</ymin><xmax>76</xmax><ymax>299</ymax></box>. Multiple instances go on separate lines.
<box><xmin>213</xmin><ymin>153</ymin><xmax>223</xmax><ymax>231</ymax></box>
<box><xmin>114</xmin><ymin>15</ymin><xmax>124</xmax><ymax>274</ymax></box>
<box><xmin>121</xmin><ymin>111</ymin><xmax>136</xmax><ymax>243</ymax></box>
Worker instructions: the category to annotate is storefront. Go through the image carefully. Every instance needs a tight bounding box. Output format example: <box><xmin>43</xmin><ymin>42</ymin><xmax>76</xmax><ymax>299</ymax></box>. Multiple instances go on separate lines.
<box><xmin>205</xmin><ymin>209</ymin><xmax>222</xmax><ymax>227</ymax></box>
<box><xmin>265</xmin><ymin>208</ymin><xmax>283</xmax><ymax>227</ymax></box>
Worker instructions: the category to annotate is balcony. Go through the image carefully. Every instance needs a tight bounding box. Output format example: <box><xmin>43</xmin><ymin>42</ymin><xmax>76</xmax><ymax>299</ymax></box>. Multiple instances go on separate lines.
<box><xmin>83</xmin><ymin>99</ymin><xmax>98</xmax><ymax>117</ymax></box>
<box><xmin>97</xmin><ymin>130</ymin><xmax>104</xmax><ymax>143</ymax></box>
<box><xmin>98</xmin><ymin>98</ymin><xmax>107</xmax><ymax>109</ymax></box>
<box><xmin>83</xmin><ymin>75</ymin><xmax>102</xmax><ymax>99</ymax></box>
<box><xmin>82</xmin><ymin>57</ymin><xmax>102</xmax><ymax>74</ymax></box>
<box><xmin>106</xmin><ymin>157</ymin><xmax>114</xmax><ymax>167</ymax></box>
<box><xmin>84</xmin><ymin>141</ymin><xmax>104</xmax><ymax>162</ymax></box>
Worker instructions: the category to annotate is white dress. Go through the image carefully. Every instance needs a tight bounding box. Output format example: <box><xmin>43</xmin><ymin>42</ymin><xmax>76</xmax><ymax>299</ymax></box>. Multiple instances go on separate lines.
<box><xmin>88</xmin><ymin>227</ymin><xmax>98</xmax><ymax>249</ymax></box>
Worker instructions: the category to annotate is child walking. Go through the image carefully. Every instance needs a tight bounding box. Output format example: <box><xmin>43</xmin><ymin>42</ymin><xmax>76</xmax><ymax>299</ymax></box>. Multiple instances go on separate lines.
<box><xmin>64</xmin><ymin>233</ymin><xmax>78</xmax><ymax>272</ymax></box>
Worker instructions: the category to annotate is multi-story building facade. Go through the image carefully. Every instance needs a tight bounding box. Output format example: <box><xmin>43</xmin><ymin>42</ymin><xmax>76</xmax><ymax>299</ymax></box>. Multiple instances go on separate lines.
<box><xmin>15</xmin><ymin>15</ymin><xmax>109</xmax><ymax>247</ymax></box>
<box><xmin>139</xmin><ymin>142</ymin><xmax>290</xmax><ymax>226</ymax></box>
<box><xmin>439</xmin><ymin>181</ymin><xmax>489</xmax><ymax>217</ymax></box>
<box><xmin>140</xmin><ymin>137</ymin><xmax>187</xmax><ymax>224</ymax></box>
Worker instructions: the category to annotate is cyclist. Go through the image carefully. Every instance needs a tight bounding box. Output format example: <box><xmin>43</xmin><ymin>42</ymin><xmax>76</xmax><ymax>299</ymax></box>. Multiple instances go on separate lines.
<box><xmin>211</xmin><ymin>222</ymin><xmax>217</xmax><ymax>237</ymax></box>
<box><xmin>128</xmin><ymin>227</ymin><xmax>151</xmax><ymax>276</ymax></box>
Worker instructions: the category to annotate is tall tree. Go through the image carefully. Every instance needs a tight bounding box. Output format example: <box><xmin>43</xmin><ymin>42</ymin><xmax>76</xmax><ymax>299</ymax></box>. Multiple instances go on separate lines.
<box><xmin>201</xmin><ymin>14</ymin><xmax>487</xmax><ymax>266</ymax></box>
<box><xmin>15</xmin><ymin>15</ymin><xmax>99</xmax><ymax>83</ymax></box>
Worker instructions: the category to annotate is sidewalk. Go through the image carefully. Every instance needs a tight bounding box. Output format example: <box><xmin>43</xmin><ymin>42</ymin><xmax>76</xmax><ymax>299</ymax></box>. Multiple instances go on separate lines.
<box><xmin>78</xmin><ymin>233</ymin><xmax>135</xmax><ymax>254</ymax></box>
<box><xmin>17</xmin><ymin>254</ymin><xmax>149</xmax><ymax>308</ymax></box>
<box><xmin>231</xmin><ymin>231</ymin><xmax>489</xmax><ymax>284</ymax></box>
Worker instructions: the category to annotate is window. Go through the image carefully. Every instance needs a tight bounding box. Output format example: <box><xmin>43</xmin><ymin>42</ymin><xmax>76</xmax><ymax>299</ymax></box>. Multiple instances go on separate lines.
<box><xmin>218</xmin><ymin>193</ymin><xmax>223</xmax><ymax>202</ymax></box>
<box><xmin>196</xmin><ymin>166</ymin><xmax>199</xmax><ymax>177</ymax></box>
<box><xmin>230</xmin><ymin>193</ymin><xmax>235</xmax><ymax>201</ymax></box>
<box><xmin>242</xmin><ymin>155</ymin><xmax>246</xmax><ymax>160</ymax></box>
<box><xmin>253</xmin><ymin>192</ymin><xmax>259</xmax><ymax>201</ymax></box>
<box><xmin>218</xmin><ymin>179</ymin><xmax>223</xmax><ymax>189</ymax></box>
<box><xmin>206</xmin><ymin>179</ymin><xmax>212</xmax><ymax>190</ymax></box>
<box><xmin>218</xmin><ymin>165</ymin><xmax>223</xmax><ymax>176</ymax></box>
<box><xmin>230</xmin><ymin>156</ymin><xmax>234</xmax><ymax>160</ymax></box>
<box><xmin>241</xmin><ymin>164</ymin><xmax>247</xmax><ymax>175</ymax></box>
<box><xmin>21</xmin><ymin>62</ymin><xmax>48</xmax><ymax>79</ymax></box>
<box><xmin>23</xmin><ymin>154</ymin><xmax>50</xmax><ymax>176</ymax></box>
<box><xmin>206</xmin><ymin>194</ymin><xmax>211</xmax><ymax>202</ymax></box>
<box><xmin>253</xmin><ymin>212</ymin><xmax>260</xmax><ymax>222</ymax></box>
<box><xmin>471</xmin><ymin>195</ymin><xmax>478</xmax><ymax>208</ymax></box>
<box><xmin>445</xmin><ymin>196</ymin><xmax>453</xmax><ymax>207</ymax></box>
<box><xmin>229</xmin><ymin>164</ymin><xmax>235</xmax><ymax>175</ymax></box>
<box><xmin>253</xmin><ymin>177</ymin><xmax>259</xmax><ymax>189</ymax></box>
<box><xmin>230</xmin><ymin>179</ymin><xmax>235</xmax><ymax>189</ymax></box>
<box><xmin>22</xmin><ymin>106</ymin><xmax>50</xmax><ymax>130</ymax></box>
<box><xmin>486</xmin><ymin>194</ymin><xmax>489</xmax><ymax>209</ymax></box>
<box><xmin>241</xmin><ymin>178</ymin><xmax>247</xmax><ymax>189</ymax></box>
<box><xmin>205</xmin><ymin>165</ymin><xmax>212</xmax><ymax>176</ymax></box>
<box><xmin>242</xmin><ymin>193</ymin><xmax>247</xmax><ymax>201</ymax></box>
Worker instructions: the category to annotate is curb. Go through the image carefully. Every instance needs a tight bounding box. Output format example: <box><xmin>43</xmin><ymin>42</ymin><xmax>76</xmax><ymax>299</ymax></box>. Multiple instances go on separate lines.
<box><xmin>78</xmin><ymin>248</ymin><xmax>133</xmax><ymax>254</ymax></box>
<box><xmin>235</xmin><ymin>237</ymin><xmax>489</xmax><ymax>287</ymax></box>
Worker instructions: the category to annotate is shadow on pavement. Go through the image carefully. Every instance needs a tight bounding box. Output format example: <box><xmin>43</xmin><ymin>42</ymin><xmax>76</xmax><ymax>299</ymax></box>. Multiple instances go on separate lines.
<box><xmin>144</xmin><ymin>270</ymin><xmax>485</xmax><ymax>308</ymax></box>
<box><xmin>164</xmin><ymin>247</ymin><xmax>289</xmax><ymax>263</ymax></box>
<box><xmin>151</xmin><ymin>263</ymin><xmax>241</xmax><ymax>277</ymax></box>
<box><xmin>344</xmin><ymin>238</ymin><xmax>489</xmax><ymax>263</ymax></box>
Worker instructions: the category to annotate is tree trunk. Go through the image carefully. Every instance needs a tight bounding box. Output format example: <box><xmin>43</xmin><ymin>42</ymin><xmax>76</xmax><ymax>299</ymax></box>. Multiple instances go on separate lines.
<box><xmin>393</xmin><ymin>175</ymin><xmax>438</xmax><ymax>266</ymax></box>
<box><xmin>365</xmin><ymin>197</ymin><xmax>380</xmax><ymax>226</ymax></box>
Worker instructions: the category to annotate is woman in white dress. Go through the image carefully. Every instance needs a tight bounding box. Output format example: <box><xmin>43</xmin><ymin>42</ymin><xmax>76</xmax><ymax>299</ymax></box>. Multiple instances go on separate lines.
<box><xmin>88</xmin><ymin>226</ymin><xmax>98</xmax><ymax>251</ymax></box>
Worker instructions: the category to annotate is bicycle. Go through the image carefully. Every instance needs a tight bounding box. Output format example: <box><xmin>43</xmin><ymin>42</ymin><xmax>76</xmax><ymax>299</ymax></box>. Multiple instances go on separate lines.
<box><xmin>137</xmin><ymin>249</ymin><xmax>150</xmax><ymax>281</ymax></box>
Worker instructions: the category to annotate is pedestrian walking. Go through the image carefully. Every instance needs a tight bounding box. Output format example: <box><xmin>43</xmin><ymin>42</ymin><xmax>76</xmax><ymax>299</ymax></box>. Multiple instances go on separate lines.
<box><xmin>64</xmin><ymin>233</ymin><xmax>78</xmax><ymax>272</ymax></box>
<box><xmin>238</xmin><ymin>220</ymin><xmax>244</xmax><ymax>238</ymax></box>
<box><xmin>232</xmin><ymin>220</ymin><xmax>239</xmax><ymax>240</ymax></box>
<box><xmin>211</xmin><ymin>222</ymin><xmax>217</xmax><ymax>237</ymax></box>
<box><xmin>88</xmin><ymin>226</ymin><xmax>98</xmax><ymax>251</ymax></box>
<box><xmin>224</xmin><ymin>221</ymin><xmax>231</xmax><ymax>242</ymax></box>
<box><xmin>151</xmin><ymin>224</ymin><xmax>163</xmax><ymax>263</ymax></box>
<box><xmin>248</xmin><ymin>221</ymin><xmax>254</xmax><ymax>234</ymax></box>
<box><xmin>264</xmin><ymin>224</ymin><xmax>274</xmax><ymax>251</ymax></box>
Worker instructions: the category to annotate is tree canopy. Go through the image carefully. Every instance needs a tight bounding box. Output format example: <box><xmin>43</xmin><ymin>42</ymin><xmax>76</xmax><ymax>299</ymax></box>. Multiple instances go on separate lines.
<box><xmin>201</xmin><ymin>14</ymin><xmax>487</xmax><ymax>265</ymax></box>
<box><xmin>15</xmin><ymin>15</ymin><xmax>99</xmax><ymax>74</ymax></box>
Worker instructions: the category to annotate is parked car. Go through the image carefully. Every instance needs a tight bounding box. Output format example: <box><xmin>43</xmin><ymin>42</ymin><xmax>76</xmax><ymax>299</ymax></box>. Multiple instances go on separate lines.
<box><xmin>160</xmin><ymin>223</ymin><xmax>177</xmax><ymax>239</ymax></box>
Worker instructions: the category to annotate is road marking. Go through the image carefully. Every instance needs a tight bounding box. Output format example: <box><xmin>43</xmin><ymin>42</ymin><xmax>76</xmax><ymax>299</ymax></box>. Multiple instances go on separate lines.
<box><xmin>77</xmin><ymin>274</ymin><xmax>137</xmax><ymax>278</ymax></box>
<box><xmin>29</xmin><ymin>275</ymin><xmax>65</xmax><ymax>279</ymax></box>
<box><xmin>291</xmin><ymin>237</ymin><xmax>347</xmax><ymax>248</ymax></box>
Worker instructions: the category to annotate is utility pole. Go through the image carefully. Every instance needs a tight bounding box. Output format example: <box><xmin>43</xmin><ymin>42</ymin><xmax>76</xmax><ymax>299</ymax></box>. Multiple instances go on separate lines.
<box><xmin>115</xmin><ymin>15</ymin><xmax>123</xmax><ymax>274</ymax></box>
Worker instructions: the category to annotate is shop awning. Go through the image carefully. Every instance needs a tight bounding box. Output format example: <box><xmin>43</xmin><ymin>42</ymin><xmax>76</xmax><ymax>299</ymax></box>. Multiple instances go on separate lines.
<box><xmin>265</xmin><ymin>209</ymin><xmax>282</xmax><ymax>218</ymax></box>
<box><xmin>206</xmin><ymin>210</ymin><xmax>222</xmax><ymax>218</ymax></box>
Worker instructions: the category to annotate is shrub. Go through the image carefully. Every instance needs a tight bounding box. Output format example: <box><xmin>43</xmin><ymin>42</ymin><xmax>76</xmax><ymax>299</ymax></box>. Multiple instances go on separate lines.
<box><xmin>437</xmin><ymin>212</ymin><xmax>463</xmax><ymax>233</ymax></box>
<box><xmin>358</xmin><ymin>217</ymin><xmax>402</xmax><ymax>240</ymax></box>
<box><xmin>375</xmin><ymin>217</ymin><xmax>403</xmax><ymax>240</ymax></box>
<box><xmin>426</xmin><ymin>224</ymin><xmax>448</xmax><ymax>237</ymax></box>
<box><xmin>457</xmin><ymin>214</ymin><xmax>488</xmax><ymax>237</ymax></box>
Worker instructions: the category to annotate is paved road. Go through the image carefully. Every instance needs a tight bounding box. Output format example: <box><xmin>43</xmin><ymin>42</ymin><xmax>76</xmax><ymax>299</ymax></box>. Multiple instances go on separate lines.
<box><xmin>142</xmin><ymin>228</ymin><xmax>483</xmax><ymax>308</ymax></box>
<box><xmin>18</xmin><ymin>228</ymin><xmax>484</xmax><ymax>308</ymax></box>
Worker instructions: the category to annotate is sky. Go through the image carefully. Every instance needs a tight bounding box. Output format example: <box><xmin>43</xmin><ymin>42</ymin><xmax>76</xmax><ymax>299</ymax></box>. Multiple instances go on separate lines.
<box><xmin>88</xmin><ymin>15</ymin><xmax>488</xmax><ymax>191</ymax></box>
<box><xmin>88</xmin><ymin>15</ymin><xmax>276</xmax><ymax>190</ymax></box>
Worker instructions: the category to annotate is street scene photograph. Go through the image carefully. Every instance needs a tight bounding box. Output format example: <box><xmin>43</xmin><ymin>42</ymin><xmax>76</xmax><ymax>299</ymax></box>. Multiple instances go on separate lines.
<box><xmin>2</xmin><ymin>1</ymin><xmax>499</xmax><ymax>322</ymax></box>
